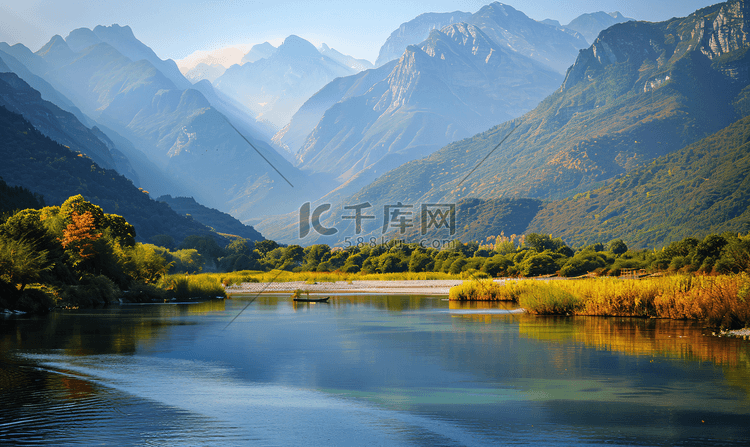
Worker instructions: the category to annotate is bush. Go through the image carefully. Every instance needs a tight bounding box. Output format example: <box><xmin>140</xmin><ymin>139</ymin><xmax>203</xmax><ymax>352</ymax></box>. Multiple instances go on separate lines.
<box><xmin>16</xmin><ymin>288</ymin><xmax>55</xmax><ymax>313</ymax></box>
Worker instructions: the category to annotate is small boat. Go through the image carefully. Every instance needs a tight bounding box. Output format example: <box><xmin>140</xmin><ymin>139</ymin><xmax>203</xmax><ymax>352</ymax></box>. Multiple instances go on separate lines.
<box><xmin>293</xmin><ymin>296</ymin><xmax>330</xmax><ymax>303</ymax></box>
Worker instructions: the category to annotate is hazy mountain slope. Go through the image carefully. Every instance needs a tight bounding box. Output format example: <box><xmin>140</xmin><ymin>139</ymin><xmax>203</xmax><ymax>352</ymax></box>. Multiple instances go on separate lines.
<box><xmin>183</xmin><ymin>62</ymin><xmax>225</xmax><ymax>83</ymax></box>
<box><xmin>0</xmin><ymin>105</ymin><xmax>225</xmax><ymax>244</ymax></box>
<box><xmin>319</xmin><ymin>44</ymin><xmax>373</xmax><ymax>72</ymax></box>
<box><xmin>213</xmin><ymin>35</ymin><xmax>355</xmax><ymax>128</ymax></box>
<box><xmin>0</xmin><ymin>72</ymin><xmax>117</xmax><ymax>170</ymax></box>
<box><xmin>528</xmin><ymin>114</ymin><xmax>750</xmax><ymax>249</ymax></box>
<box><xmin>276</xmin><ymin>0</ymin><xmax>750</xmax><ymax>245</ymax></box>
<box><xmin>296</xmin><ymin>23</ymin><xmax>562</xmax><ymax>183</ymax></box>
<box><xmin>157</xmin><ymin>195</ymin><xmax>263</xmax><ymax>241</ymax></box>
<box><xmin>272</xmin><ymin>60</ymin><xmax>397</xmax><ymax>156</ymax></box>
<box><xmin>241</xmin><ymin>42</ymin><xmax>277</xmax><ymax>64</ymax></box>
<box><xmin>89</xmin><ymin>24</ymin><xmax>191</xmax><ymax>90</ymax></box>
<box><xmin>0</xmin><ymin>44</ymin><xmax>89</xmax><ymax>125</ymax></box>
<box><xmin>374</xmin><ymin>11</ymin><xmax>471</xmax><ymax>66</ymax></box>
<box><xmin>23</xmin><ymin>30</ymin><xmax>323</xmax><ymax>217</ymax></box>
<box><xmin>565</xmin><ymin>12</ymin><xmax>634</xmax><ymax>44</ymax></box>
<box><xmin>467</xmin><ymin>2</ymin><xmax>588</xmax><ymax>73</ymax></box>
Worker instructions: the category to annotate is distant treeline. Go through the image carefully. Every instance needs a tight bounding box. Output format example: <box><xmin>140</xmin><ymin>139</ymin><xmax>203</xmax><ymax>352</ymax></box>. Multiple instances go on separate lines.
<box><xmin>190</xmin><ymin>230</ymin><xmax>750</xmax><ymax>278</ymax></box>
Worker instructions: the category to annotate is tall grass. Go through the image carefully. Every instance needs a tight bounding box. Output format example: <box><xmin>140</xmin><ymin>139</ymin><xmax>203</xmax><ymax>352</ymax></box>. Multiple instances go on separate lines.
<box><xmin>516</xmin><ymin>274</ymin><xmax>750</xmax><ymax>329</ymax></box>
<box><xmin>157</xmin><ymin>274</ymin><xmax>226</xmax><ymax>300</ymax></box>
<box><xmin>449</xmin><ymin>280</ymin><xmax>526</xmax><ymax>301</ymax></box>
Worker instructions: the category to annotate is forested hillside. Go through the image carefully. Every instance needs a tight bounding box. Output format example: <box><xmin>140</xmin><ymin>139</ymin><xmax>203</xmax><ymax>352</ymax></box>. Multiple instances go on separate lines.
<box><xmin>0</xmin><ymin>105</ymin><xmax>223</xmax><ymax>244</ymax></box>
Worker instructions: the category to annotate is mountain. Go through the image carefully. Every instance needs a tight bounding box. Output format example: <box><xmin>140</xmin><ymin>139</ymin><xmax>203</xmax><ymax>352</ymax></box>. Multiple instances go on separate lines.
<box><xmin>467</xmin><ymin>2</ymin><xmax>588</xmax><ymax>74</ymax></box>
<box><xmin>183</xmin><ymin>62</ymin><xmax>226</xmax><ymax>83</ymax></box>
<box><xmin>319</xmin><ymin>43</ymin><xmax>373</xmax><ymax>72</ymax></box>
<box><xmin>271</xmin><ymin>60</ymin><xmax>397</xmax><ymax>158</ymax></box>
<box><xmin>177</xmin><ymin>46</ymin><xmax>249</xmax><ymax>71</ymax></box>
<box><xmin>564</xmin><ymin>12</ymin><xmax>635</xmax><ymax>44</ymax></box>
<box><xmin>272</xmin><ymin>0</ymin><xmax>750</xmax><ymax>245</ymax></box>
<box><xmin>527</xmin><ymin>114</ymin><xmax>750</xmax><ymax>249</ymax></box>
<box><xmin>240</xmin><ymin>42</ymin><xmax>277</xmax><ymax>64</ymax></box>
<box><xmin>0</xmin><ymin>105</ymin><xmax>228</xmax><ymax>244</ymax></box>
<box><xmin>66</xmin><ymin>25</ymin><xmax>191</xmax><ymax>90</ymax></box>
<box><xmin>213</xmin><ymin>35</ymin><xmax>356</xmax><ymax>128</ymax></box>
<box><xmin>291</xmin><ymin>23</ymin><xmax>562</xmax><ymax>192</ymax></box>
<box><xmin>0</xmin><ymin>71</ymin><xmax>117</xmax><ymax>171</ymax></box>
<box><xmin>157</xmin><ymin>195</ymin><xmax>263</xmax><ymax>241</ymax></box>
<box><xmin>0</xmin><ymin>43</ymin><xmax>90</xmax><ymax>125</ymax></box>
<box><xmin>13</xmin><ymin>26</ymin><xmax>322</xmax><ymax>217</ymax></box>
<box><xmin>374</xmin><ymin>11</ymin><xmax>471</xmax><ymax>67</ymax></box>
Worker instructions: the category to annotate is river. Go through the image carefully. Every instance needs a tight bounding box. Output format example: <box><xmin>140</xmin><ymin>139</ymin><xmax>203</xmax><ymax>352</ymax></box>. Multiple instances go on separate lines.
<box><xmin>1</xmin><ymin>295</ymin><xmax>748</xmax><ymax>445</ymax></box>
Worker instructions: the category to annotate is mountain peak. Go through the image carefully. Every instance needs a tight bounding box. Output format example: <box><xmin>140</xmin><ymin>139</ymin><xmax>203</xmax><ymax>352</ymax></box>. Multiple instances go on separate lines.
<box><xmin>276</xmin><ymin>35</ymin><xmax>320</xmax><ymax>59</ymax></box>
<box><xmin>65</xmin><ymin>27</ymin><xmax>102</xmax><ymax>53</ymax></box>
<box><xmin>93</xmin><ymin>24</ymin><xmax>136</xmax><ymax>40</ymax></box>
<box><xmin>35</xmin><ymin>35</ymin><xmax>75</xmax><ymax>65</ymax></box>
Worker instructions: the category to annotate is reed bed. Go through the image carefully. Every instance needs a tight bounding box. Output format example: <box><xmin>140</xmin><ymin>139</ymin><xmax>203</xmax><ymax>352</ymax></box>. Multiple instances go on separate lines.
<box><xmin>449</xmin><ymin>279</ymin><xmax>526</xmax><ymax>301</ymax></box>
<box><xmin>157</xmin><ymin>274</ymin><xmax>226</xmax><ymax>300</ymax></box>
<box><xmin>515</xmin><ymin>274</ymin><xmax>750</xmax><ymax>329</ymax></box>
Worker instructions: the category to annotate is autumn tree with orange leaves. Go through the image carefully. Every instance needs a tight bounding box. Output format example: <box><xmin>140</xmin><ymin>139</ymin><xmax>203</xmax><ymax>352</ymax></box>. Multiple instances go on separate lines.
<box><xmin>61</xmin><ymin>211</ymin><xmax>102</xmax><ymax>269</ymax></box>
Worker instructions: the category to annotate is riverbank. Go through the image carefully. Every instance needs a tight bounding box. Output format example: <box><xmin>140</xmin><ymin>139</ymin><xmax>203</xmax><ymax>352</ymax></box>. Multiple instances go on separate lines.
<box><xmin>225</xmin><ymin>279</ymin><xmax>472</xmax><ymax>295</ymax></box>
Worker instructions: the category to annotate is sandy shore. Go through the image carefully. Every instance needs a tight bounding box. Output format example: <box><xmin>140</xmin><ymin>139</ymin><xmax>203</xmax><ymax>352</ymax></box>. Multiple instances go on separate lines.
<box><xmin>225</xmin><ymin>279</ymin><xmax>487</xmax><ymax>295</ymax></box>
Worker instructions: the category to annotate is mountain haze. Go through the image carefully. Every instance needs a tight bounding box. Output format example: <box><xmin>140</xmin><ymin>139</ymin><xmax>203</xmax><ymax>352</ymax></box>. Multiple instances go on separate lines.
<box><xmin>375</xmin><ymin>11</ymin><xmax>472</xmax><ymax>67</ymax></box>
<box><xmin>213</xmin><ymin>35</ymin><xmax>356</xmax><ymax>128</ymax></box>
<box><xmin>294</xmin><ymin>22</ymin><xmax>562</xmax><ymax>188</ymax></box>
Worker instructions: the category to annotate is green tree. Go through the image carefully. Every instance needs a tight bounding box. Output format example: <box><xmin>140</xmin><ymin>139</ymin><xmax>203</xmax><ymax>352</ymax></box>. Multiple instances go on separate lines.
<box><xmin>519</xmin><ymin>253</ymin><xmax>557</xmax><ymax>277</ymax></box>
<box><xmin>608</xmin><ymin>239</ymin><xmax>628</xmax><ymax>255</ymax></box>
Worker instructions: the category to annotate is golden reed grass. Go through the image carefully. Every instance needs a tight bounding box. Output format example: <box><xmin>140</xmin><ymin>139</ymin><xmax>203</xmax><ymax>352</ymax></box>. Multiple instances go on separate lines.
<box><xmin>512</xmin><ymin>274</ymin><xmax>750</xmax><ymax>329</ymax></box>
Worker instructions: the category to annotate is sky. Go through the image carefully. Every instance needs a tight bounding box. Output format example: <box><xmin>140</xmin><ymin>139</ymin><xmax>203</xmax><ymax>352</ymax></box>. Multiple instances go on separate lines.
<box><xmin>0</xmin><ymin>0</ymin><xmax>722</xmax><ymax>63</ymax></box>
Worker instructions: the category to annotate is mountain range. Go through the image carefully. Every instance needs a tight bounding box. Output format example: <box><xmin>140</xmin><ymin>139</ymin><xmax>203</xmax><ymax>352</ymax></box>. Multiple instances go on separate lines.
<box><xmin>212</xmin><ymin>35</ymin><xmax>357</xmax><ymax>128</ymax></box>
<box><xmin>4</xmin><ymin>0</ymin><xmax>749</xmax><ymax>253</ymax></box>
<box><xmin>286</xmin><ymin>21</ymin><xmax>562</xmax><ymax>204</ymax></box>
<box><xmin>258</xmin><ymin>0</ymin><xmax>750</xmax><ymax>247</ymax></box>
<box><xmin>17</xmin><ymin>25</ymin><xmax>331</xmax><ymax>217</ymax></box>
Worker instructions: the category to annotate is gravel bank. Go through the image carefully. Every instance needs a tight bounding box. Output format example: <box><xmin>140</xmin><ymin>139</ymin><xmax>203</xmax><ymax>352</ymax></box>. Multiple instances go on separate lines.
<box><xmin>225</xmin><ymin>279</ymin><xmax>481</xmax><ymax>296</ymax></box>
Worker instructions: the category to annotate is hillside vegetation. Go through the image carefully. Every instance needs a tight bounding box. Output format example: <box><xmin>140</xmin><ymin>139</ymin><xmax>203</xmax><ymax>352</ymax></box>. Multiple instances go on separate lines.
<box><xmin>529</xmin><ymin>115</ymin><xmax>750</xmax><ymax>248</ymax></box>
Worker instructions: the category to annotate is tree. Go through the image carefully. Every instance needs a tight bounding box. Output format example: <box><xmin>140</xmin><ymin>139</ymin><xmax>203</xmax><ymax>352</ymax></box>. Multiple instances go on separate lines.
<box><xmin>61</xmin><ymin>211</ymin><xmax>103</xmax><ymax>270</ymax></box>
<box><xmin>255</xmin><ymin>240</ymin><xmax>280</xmax><ymax>257</ymax></box>
<box><xmin>124</xmin><ymin>244</ymin><xmax>172</xmax><ymax>284</ymax></box>
<box><xmin>303</xmin><ymin>244</ymin><xmax>331</xmax><ymax>271</ymax></box>
<box><xmin>519</xmin><ymin>253</ymin><xmax>557</xmax><ymax>277</ymax></box>
<box><xmin>608</xmin><ymin>239</ymin><xmax>628</xmax><ymax>256</ymax></box>
<box><xmin>0</xmin><ymin>236</ymin><xmax>53</xmax><ymax>291</ymax></box>
<box><xmin>408</xmin><ymin>252</ymin><xmax>434</xmax><ymax>273</ymax></box>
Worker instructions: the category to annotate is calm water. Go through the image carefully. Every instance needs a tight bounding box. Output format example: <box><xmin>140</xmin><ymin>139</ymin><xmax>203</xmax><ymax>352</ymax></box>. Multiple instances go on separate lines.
<box><xmin>1</xmin><ymin>295</ymin><xmax>749</xmax><ymax>446</ymax></box>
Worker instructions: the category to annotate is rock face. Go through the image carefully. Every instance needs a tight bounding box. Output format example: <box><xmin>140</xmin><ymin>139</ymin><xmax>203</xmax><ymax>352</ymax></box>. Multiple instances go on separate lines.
<box><xmin>213</xmin><ymin>35</ymin><xmax>355</xmax><ymax>128</ymax></box>
<box><xmin>696</xmin><ymin>0</ymin><xmax>750</xmax><ymax>59</ymax></box>
<box><xmin>375</xmin><ymin>11</ymin><xmax>472</xmax><ymax>67</ymax></box>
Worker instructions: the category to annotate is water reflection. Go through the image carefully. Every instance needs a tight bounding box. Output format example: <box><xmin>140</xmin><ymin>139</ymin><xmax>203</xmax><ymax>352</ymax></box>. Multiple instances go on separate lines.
<box><xmin>1</xmin><ymin>297</ymin><xmax>748</xmax><ymax>445</ymax></box>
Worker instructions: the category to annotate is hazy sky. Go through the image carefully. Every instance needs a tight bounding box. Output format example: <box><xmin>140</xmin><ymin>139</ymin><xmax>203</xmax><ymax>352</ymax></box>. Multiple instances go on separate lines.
<box><xmin>0</xmin><ymin>0</ymin><xmax>721</xmax><ymax>62</ymax></box>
